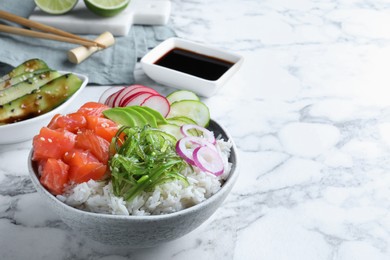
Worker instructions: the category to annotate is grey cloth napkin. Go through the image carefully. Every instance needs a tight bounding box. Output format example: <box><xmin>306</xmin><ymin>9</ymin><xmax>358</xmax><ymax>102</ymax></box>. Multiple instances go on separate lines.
<box><xmin>0</xmin><ymin>0</ymin><xmax>175</xmax><ymax>85</ymax></box>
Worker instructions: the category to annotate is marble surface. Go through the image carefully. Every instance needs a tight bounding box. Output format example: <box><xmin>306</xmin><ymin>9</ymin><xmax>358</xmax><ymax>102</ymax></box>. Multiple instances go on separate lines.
<box><xmin>2</xmin><ymin>0</ymin><xmax>390</xmax><ymax>259</ymax></box>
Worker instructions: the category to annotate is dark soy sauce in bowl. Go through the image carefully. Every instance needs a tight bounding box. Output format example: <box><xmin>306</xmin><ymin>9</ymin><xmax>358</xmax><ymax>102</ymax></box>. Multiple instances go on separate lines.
<box><xmin>154</xmin><ymin>48</ymin><xmax>234</xmax><ymax>81</ymax></box>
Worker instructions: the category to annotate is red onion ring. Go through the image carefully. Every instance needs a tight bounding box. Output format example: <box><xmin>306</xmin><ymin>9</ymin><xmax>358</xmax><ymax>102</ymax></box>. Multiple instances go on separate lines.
<box><xmin>175</xmin><ymin>137</ymin><xmax>198</xmax><ymax>165</ymax></box>
<box><xmin>180</xmin><ymin>124</ymin><xmax>216</xmax><ymax>144</ymax></box>
<box><xmin>193</xmin><ymin>146</ymin><xmax>224</xmax><ymax>176</ymax></box>
<box><xmin>176</xmin><ymin>136</ymin><xmax>224</xmax><ymax>176</ymax></box>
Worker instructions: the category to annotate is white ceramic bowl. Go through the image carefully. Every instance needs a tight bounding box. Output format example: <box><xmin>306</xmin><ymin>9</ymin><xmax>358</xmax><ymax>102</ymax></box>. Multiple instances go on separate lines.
<box><xmin>141</xmin><ymin>37</ymin><xmax>244</xmax><ymax>97</ymax></box>
<box><xmin>28</xmin><ymin>120</ymin><xmax>239</xmax><ymax>248</ymax></box>
<box><xmin>0</xmin><ymin>72</ymin><xmax>88</xmax><ymax>145</ymax></box>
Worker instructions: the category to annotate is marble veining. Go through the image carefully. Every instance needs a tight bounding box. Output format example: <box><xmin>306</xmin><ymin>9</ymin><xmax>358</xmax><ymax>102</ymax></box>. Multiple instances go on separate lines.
<box><xmin>2</xmin><ymin>0</ymin><xmax>390</xmax><ymax>259</ymax></box>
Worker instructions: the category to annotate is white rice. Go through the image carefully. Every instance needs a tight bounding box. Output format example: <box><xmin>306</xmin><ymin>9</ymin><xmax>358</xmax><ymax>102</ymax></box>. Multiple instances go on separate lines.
<box><xmin>57</xmin><ymin>139</ymin><xmax>233</xmax><ymax>216</ymax></box>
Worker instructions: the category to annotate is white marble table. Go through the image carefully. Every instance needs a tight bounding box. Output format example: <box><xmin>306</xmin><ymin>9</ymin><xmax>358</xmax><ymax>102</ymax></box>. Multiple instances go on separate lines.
<box><xmin>2</xmin><ymin>0</ymin><xmax>390</xmax><ymax>259</ymax></box>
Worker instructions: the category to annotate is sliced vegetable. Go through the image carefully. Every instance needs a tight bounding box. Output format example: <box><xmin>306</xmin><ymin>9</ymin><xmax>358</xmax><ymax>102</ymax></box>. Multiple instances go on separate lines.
<box><xmin>0</xmin><ymin>59</ymin><xmax>49</xmax><ymax>82</ymax></box>
<box><xmin>193</xmin><ymin>146</ymin><xmax>224</xmax><ymax>176</ymax></box>
<box><xmin>98</xmin><ymin>85</ymin><xmax>171</xmax><ymax>117</ymax></box>
<box><xmin>131</xmin><ymin>106</ymin><xmax>158</xmax><ymax>128</ymax></box>
<box><xmin>118</xmin><ymin>86</ymin><xmax>159</xmax><ymax>107</ymax></box>
<box><xmin>158</xmin><ymin>123</ymin><xmax>182</xmax><ymax>140</ymax></box>
<box><xmin>166</xmin><ymin>90</ymin><xmax>200</xmax><ymax>104</ymax></box>
<box><xmin>167</xmin><ymin>116</ymin><xmax>197</xmax><ymax>126</ymax></box>
<box><xmin>99</xmin><ymin>86</ymin><xmax>124</xmax><ymax>105</ymax></box>
<box><xmin>175</xmin><ymin>126</ymin><xmax>223</xmax><ymax>176</ymax></box>
<box><xmin>141</xmin><ymin>95</ymin><xmax>170</xmax><ymax>117</ymax></box>
<box><xmin>175</xmin><ymin>136</ymin><xmax>198</xmax><ymax>165</ymax></box>
<box><xmin>138</xmin><ymin>106</ymin><xmax>167</xmax><ymax>125</ymax></box>
<box><xmin>0</xmin><ymin>70</ymin><xmax>61</xmax><ymax>106</ymax></box>
<box><xmin>181</xmin><ymin>124</ymin><xmax>216</xmax><ymax>144</ymax></box>
<box><xmin>0</xmin><ymin>73</ymin><xmax>83</xmax><ymax>124</ymax></box>
<box><xmin>167</xmin><ymin>100</ymin><xmax>210</xmax><ymax>127</ymax></box>
<box><xmin>0</xmin><ymin>68</ymin><xmax>50</xmax><ymax>91</ymax></box>
<box><xmin>112</xmin><ymin>85</ymin><xmax>157</xmax><ymax>107</ymax></box>
<box><xmin>122</xmin><ymin>92</ymin><xmax>154</xmax><ymax>107</ymax></box>
<box><xmin>103</xmin><ymin>106</ymin><xmax>168</xmax><ymax>128</ymax></box>
<box><xmin>175</xmin><ymin>136</ymin><xmax>217</xmax><ymax>164</ymax></box>
<box><xmin>103</xmin><ymin>108</ymin><xmax>137</xmax><ymax>127</ymax></box>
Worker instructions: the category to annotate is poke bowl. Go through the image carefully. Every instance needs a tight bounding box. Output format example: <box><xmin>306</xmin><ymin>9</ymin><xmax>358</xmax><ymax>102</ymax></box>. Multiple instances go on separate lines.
<box><xmin>0</xmin><ymin>59</ymin><xmax>88</xmax><ymax>144</ymax></box>
<box><xmin>27</xmin><ymin>87</ymin><xmax>239</xmax><ymax>248</ymax></box>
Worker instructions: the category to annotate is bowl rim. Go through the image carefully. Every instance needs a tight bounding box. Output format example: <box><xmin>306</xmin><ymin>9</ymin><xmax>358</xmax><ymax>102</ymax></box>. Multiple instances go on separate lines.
<box><xmin>28</xmin><ymin>119</ymin><xmax>239</xmax><ymax>221</ymax></box>
<box><xmin>0</xmin><ymin>71</ymin><xmax>88</xmax><ymax>130</ymax></box>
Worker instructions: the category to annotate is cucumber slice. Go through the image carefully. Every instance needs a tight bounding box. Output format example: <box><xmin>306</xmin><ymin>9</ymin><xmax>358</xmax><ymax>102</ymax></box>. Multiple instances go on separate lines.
<box><xmin>158</xmin><ymin>123</ymin><xmax>183</xmax><ymax>140</ymax></box>
<box><xmin>167</xmin><ymin>100</ymin><xmax>210</xmax><ymax>127</ymax></box>
<box><xmin>0</xmin><ymin>70</ymin><xmax>61</xmax><ymax>106</ymax></box>
<box><xmin>0</xmin><ymin>59</ymin><xmax>49</xmax><ymax>82</ymax></box>
<box><xmin>0</xmin><ymin>74</ymin><xmax>82</xmax><ymax>124</ymax></box>
<box><xmin>0</xmin><ymin>68</ymin><xmax>51</xmax><ymax>91</ymax></box>
<box><xmin>166</xmin><ymin>90</ymin><xmax>200</xmax><ymax>104</ymax></box>
<box><xmin>167</xmin><ymin>116</ymin><xmax>197</xmax><ymax>126</ymax></box>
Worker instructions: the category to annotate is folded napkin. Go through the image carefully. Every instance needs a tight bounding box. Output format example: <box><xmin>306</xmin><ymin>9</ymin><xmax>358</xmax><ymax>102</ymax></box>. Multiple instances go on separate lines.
<box><xmin>0</xmin><ymin>0</ymin><xmax>176</xmax><ymax>85</ymax></box>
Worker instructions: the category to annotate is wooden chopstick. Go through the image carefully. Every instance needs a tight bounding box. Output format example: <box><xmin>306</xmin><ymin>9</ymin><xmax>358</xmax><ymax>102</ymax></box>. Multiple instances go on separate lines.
<box><xmin>0</xmin><ymin>24</ymin><xmax>101</xmax><ymax>47</ymax></box>
<box><xmin>0</xmin><ymin>10</ymin><xmax>106</xmax><ymax>48</ymax></box>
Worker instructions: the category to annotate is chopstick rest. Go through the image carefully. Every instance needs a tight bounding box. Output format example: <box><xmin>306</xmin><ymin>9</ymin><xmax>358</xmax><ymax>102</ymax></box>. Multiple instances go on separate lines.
<box><xmin>67</xmin><ymin>32</ymin><xmax>115</xmax><ymax>64</ymax></box>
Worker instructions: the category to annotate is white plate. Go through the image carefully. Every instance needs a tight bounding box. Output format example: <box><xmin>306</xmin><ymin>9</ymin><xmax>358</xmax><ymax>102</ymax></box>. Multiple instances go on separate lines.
<box><xmin>0</xmin><ymin>71</ymin><xmax>88</xmax><ymax>145</ymax></box>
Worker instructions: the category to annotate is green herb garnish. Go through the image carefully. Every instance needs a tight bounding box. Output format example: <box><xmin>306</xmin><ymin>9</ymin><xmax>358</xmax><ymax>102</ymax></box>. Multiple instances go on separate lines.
<box><xmin>109</xmin><ymin>125</ymin><xmax>188</xmax><ymax>202</ymax></box>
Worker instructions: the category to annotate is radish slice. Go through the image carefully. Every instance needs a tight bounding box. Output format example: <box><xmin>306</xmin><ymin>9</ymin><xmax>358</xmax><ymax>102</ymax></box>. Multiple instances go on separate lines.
<box><xmin>105</xmin><ymin>93</ymin><xmax>116</xmax><ymax>107</ymax></box>
<box><xmin>112</xmin><ymin>87</ymin><xmax>129</xmax><ymax>107</ymax></box>
<box><xmin>193</xmin><ymin>146</ymin><xmax>224</xmax><ymax>176</ymax></box>
<box><xmin>141</xmin><ymin>95</ymin><xmax>170</xmax><ymax>117</ymax></box>
<box><xmin>112</xmin><ymin>85</ymin><xmax>143</xmax><ymax>107</ymax></box>
<box><xmin>181</xmin><ymin>124</ymin><xmax>216</xmax><ymax>144</ymax></box>
<box><xmin>120</xmin><ymin>91</ymin><xmax>154</xmax><ymax>107</ymax></box>
<box><xmin>99</xmin><ymin>86</ymin><xmax>124</xmax><ymax>105</ymax></box>
<box><xmin>106</xmin><ymin>90</ymin><xmax>125</xmax><ymax>107</ymax></box>
<box><xmin>119</xmin><ymin>87</ymin><xmax>159</xmax><ymax>107</ymax></box>
<box><xmin>130</xmin><ymin>85</ymin><xmax>159</xmax><ymax>95</ymax></box>
<box><xmin>113</xmin><ymin>85</ymin><xmax>160</xmax><ymax>107</ymax></box>
<box><xmin>123</xmin><ymin>92</ymin><xmax>154</xmax><ymax>107</ymax></box>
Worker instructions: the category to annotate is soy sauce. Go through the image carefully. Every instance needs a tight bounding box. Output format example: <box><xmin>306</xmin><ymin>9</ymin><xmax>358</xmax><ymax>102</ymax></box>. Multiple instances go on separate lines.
<box><xmin>154</xmin><ymin>48</ymin><xmax>234</xmax><ymax>81</ymax></box>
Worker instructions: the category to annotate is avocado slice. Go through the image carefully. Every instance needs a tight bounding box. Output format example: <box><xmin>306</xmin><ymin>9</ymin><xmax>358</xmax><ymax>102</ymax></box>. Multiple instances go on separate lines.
<box><xmin>121</xmin><ymin>107</ymin><xmax>149</xmax><ymax>127</ymax></box>
<box><xmin>138</xmin><ymin>106</ymin><xmax>167</xmax><ymax>125</ymax></box>
<box><xmin>103</xmin><ymin>108</ymin><xmax>137</xmax><ymax>127</ymax></box>
<box><xmin>0</xmin><ymin>59</ymin><xmax>49</xmax><ymax>82</ymax></box>
<box><xmin>131</xmin><ymin>106</ymin><xmax>158</xmax><ymax>128</ymax></box>
<box><xmin>0</xmin><ymin>73</ymin><xmax>82</xmax><ymax>124</ymax></box>
<box><xmin>103</xmin><ymin>106</ymin><xmax>167</xmax><ymax>128</ymax></box>
<box><xmin>0</xmin><ymin>68</ymin><xmax>51</xmax><ymax>91</ymax></box>
<box><xmin>0</xmin><ymin>70</ymin><xmax>61</xmax><ymax>105</ymax></box>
